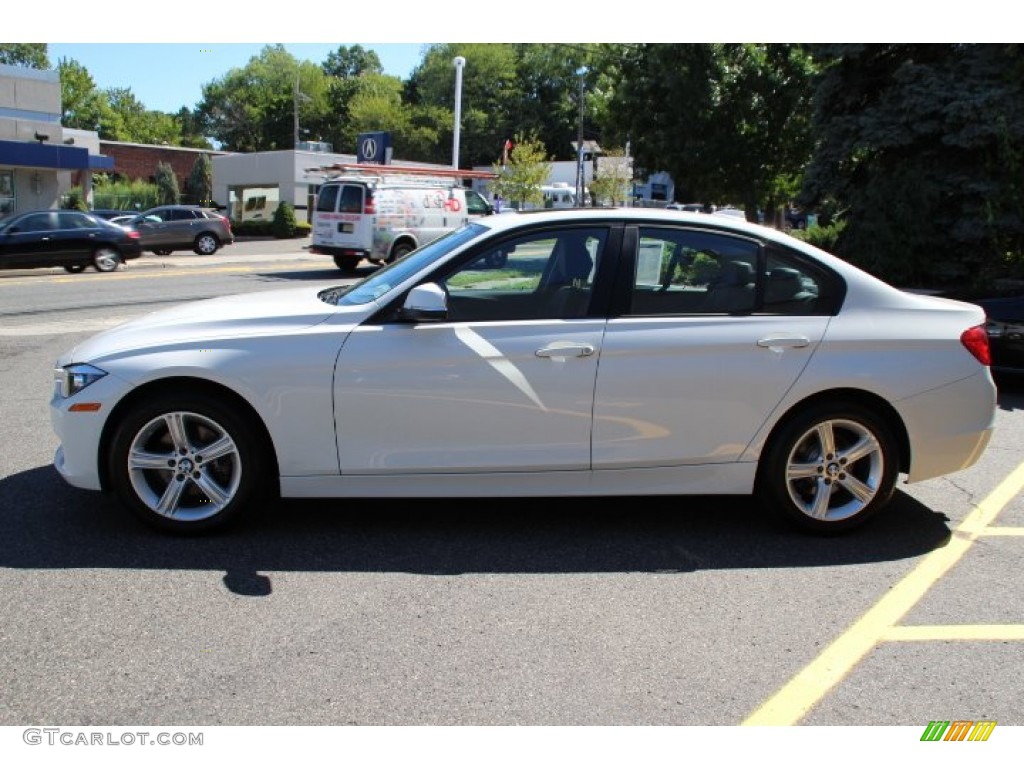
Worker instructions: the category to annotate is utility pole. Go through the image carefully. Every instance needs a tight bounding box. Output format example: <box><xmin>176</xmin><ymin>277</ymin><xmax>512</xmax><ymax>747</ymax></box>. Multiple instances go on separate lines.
<box><xmin>575</xmin><ymin>67</ymin><xmax>586</xmax><ymax>206</ymax></box>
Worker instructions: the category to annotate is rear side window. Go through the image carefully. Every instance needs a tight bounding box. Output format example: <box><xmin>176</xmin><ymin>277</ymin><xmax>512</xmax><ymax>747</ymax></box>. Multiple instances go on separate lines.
<box><xmin>339</xmin><ymin>186</ymin><xmax>363</xmax><ymax>214</ymax></box>
<box><xmin>316</xmin><ymin>185</ymin><xmax>339</xmax><ymax>213</ymax></box>
<box><xmin>58</xmin><ymin>212</ymin><xmax>95</xmax><ymax>229</ymax></box>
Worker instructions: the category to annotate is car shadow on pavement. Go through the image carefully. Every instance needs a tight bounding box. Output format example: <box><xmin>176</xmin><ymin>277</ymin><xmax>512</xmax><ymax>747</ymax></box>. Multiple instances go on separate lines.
<box><xmin>0</xmin><ymin>465</ymin><xmax>955</xmax><ymax>595</ymax></box>
<box><xmin>995</xmin><ymin>374</ymin><xmax>1024</xmax><ymax>411</ymax></box>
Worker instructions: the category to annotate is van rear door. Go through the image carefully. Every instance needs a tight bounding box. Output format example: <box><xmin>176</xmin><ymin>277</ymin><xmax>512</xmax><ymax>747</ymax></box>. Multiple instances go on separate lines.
<box><xmin>312</xmin><ymin>182</ymin><xmax>373</xmax><ymax>255</ymax></box>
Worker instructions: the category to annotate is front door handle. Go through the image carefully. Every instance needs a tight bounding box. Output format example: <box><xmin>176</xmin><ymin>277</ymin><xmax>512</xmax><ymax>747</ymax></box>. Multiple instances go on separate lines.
<box><xmin>536</xmin><ymin>343</ymin><xmax>596</xmax><ymax>358</ymax></box>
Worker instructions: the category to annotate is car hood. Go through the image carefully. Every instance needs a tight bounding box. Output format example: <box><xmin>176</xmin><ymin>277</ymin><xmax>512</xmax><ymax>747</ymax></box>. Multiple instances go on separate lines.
<box><xmin>63</xmin><ymin>285</ymin><xmax>363</xmax><ymax>363</ymax></box>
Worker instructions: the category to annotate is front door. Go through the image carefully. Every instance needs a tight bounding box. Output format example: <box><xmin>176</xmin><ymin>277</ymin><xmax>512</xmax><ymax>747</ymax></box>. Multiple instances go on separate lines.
<box><xmin>333</xmin><ymin>226</ymin><xmax>612</xmax><ymax>474</ymax></box>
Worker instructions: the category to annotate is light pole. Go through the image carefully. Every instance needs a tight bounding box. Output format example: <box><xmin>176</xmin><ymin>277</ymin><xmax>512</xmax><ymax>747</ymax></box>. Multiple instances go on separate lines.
<box><xmin>575</xmin><ymin>67</ymin><xmax>587</xmax><ymax>206</ymax></box>
<box><xmin>452</xmin><ymin>56</ymin><xmax>466</xmax><ymax>169</ymax></box>
<box><xmin>293</xmin><ymin>73</ymin><xmax>311</xmax><ymax>149</ymax></box>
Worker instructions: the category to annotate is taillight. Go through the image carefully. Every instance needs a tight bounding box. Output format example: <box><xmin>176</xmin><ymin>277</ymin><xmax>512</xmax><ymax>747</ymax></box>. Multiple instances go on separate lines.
<box><xmin>125</xmin><ymin>230</ymin><xmax>140</xmax><ymax>240</ymax></box>
<box><xmin>960</xmin><ymin>324</ymin><xmax>991</xmax><ymax>366</ymax></box>
<box><xmin>364</xmin><ymin>190</ymin><xmax>375</xmax><ymax>215</ymax></box>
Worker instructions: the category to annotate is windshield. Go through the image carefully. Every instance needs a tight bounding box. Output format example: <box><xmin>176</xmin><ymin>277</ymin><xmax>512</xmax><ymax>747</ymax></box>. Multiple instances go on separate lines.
<box><xmin>318</xmin><ymin>223</ymin><xmax>488</xmax><ymax>306</ymax></box>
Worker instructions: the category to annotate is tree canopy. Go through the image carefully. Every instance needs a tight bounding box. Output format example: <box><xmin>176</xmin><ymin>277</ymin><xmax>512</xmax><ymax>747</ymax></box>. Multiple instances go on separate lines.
<box><xmin>802</xmin><ymin>43</ymin><xmax>1024</xmax><ymax>288</ymax></box>
<box><xmin>0</xmin><ymin>44</ymin><xmax>50</xmax><ymax>69</ymax></box>
<box><xmin>13</xmin><ymin>43</ymin><xmax>1024</xmax><ymax>288</ymax></box>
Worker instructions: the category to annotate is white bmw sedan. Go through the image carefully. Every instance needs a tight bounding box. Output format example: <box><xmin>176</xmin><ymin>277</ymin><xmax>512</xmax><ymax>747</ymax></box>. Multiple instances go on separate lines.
<box><xmin>51</xmin><ymin>209</ymin><xmax>997</xmax><ymax>534</ymax></box>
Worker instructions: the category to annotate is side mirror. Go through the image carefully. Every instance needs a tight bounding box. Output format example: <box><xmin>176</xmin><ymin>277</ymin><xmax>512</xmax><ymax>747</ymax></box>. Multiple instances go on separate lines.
<box><xmin>398</xmin><ymin>282</ymin><xmax>448</xmax><ymax>322</ymax></box>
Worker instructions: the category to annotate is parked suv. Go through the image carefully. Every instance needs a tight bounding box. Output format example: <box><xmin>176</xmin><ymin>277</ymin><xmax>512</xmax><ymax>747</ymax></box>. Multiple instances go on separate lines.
<box><xmin>129</xmin><ymin>205</ymin><xmax>234</xmax><ymax>256</ymax></box>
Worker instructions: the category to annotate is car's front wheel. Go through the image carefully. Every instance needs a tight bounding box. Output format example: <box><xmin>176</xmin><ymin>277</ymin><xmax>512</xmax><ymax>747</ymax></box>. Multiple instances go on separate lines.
<box><xmin>193</xmin><ymin>234</ymin><xmax>220</xmax><ymax>256</ymax></box>
<box><xmin>108</xmin><ymin>391</ymin><xmax>268</xmax><ymax>533</ymax></box>
<box><xmin>152</xmin><ymin>249</ymin><xmax>173</xmax><ymax>256</ymax></box>
<box><xmin>757</xmin><ymin>401</ymin><xmax>899</xmax><ymax>534</ymax></box>
<box><xmin>93</xmin><ymin>247</ymin><xmax>121</xmax><ymax>272</ymax></box>
<box><xmin>64</xmin><ymin>264</ymin><xmax>86</xmax><ymax>274</ymax></box>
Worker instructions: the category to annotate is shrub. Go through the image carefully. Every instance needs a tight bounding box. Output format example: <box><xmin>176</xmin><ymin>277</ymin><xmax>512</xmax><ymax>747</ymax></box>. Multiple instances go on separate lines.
<box><xmin>271</xmin><ymin>201</ymin><xmax>298</xmax><ymax>239</ymax></box>
<box><xmin>791</xmin><ymin>219</ymin><xmax>847</xmax><ymax>254</ymax></box>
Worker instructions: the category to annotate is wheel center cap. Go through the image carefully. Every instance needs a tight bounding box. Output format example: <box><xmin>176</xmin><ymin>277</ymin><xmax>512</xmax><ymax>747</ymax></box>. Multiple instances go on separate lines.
<box><xmin>826</xmin><ymin>462</ymin><xmax>841</xmax><ymax>477</ymax></box>
<box><xmin>179</xmin><ymin>458</ymin><xmax>195</xmax><ymax>473</ymax></box>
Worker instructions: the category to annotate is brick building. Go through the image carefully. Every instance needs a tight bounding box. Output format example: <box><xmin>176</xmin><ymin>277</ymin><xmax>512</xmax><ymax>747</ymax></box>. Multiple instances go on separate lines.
<box><xmin>99</xmin><ymin>140</ymin><xmax>230</xmax><ymax>201</ymax></box>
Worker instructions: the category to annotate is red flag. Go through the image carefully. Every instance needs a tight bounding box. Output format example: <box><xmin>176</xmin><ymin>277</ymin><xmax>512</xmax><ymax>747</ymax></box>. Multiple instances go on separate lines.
<box><xmin>502</xmin><ymin>139</ymin><xmax>512</xmax><ymax>165</ymax></box>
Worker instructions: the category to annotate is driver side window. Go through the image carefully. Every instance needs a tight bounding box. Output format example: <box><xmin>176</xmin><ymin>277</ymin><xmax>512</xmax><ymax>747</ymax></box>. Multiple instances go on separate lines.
<box><xmin>441</xmin><ymin>227</ymin><xmax>605</xmax><ymax>322</ymax></box>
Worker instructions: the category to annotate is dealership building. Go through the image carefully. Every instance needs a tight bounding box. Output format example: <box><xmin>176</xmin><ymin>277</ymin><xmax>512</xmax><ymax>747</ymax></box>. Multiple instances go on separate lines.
<box><xmin>0</xmin><ymin>62</ymin><xmax>112</xmax><ymax>216</ymax></box>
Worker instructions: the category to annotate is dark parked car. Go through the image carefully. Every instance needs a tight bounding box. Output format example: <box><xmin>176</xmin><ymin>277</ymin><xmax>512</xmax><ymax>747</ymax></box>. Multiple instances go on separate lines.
<box><xmin>0</xmin><ymin>209</ymin><xmax>142</xmax><ymax>273</ymax></box>
<box><xmin>974</xmin><ymin>295</ymin><xmax>1024</xmax><ymax>375</ymax></box>
<box><xmin>127</xmin><ymin>205</ymin><xmax>234</xmax><ymax>256</ymax></box>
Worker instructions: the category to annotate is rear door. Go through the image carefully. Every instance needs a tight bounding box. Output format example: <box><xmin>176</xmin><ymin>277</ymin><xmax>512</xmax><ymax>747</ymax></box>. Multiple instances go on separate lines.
<box><xmin>313</xmin><ymin>182</ymin><xmax>372</xmax><ymax>251</ymax></box>
<box><xmin>592</xmin><ymin>225</ymin><xmax>832</xmax><ymax>469</ymax></box>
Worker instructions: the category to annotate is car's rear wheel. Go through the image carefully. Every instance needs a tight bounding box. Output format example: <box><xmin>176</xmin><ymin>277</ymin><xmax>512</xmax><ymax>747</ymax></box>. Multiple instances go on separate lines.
<box><xmin>757</xmin><ymin>401</ymin><xmax>898</xmax><ymax>534</ymax></box>
<box><xmin>93</xmin><ymin>247</ymin><xmax>121</xmax><ymax>272</ymax></box>
<box><xmin>193</xmin><ymin>234</ymin><xmax>220</xmax><ymax>256</ymax></box>
<box><xmin>108</xmin><ymin>391</ymin><xmax>268</xmax><ymax>533</ymax></box>
<box><xmin>388</xmin><ymin>242</ymin><xmax>413</xmax><ymax>263</ymax></box>
<box><xmin>64</xmin><ymin>264</ymin><xmax>86</xmax><ymax>274</ymax></box>
<box><xmin>333</xmin><ymin>255</ymin><xmax>360</xmax><ymax>272</ymax></box>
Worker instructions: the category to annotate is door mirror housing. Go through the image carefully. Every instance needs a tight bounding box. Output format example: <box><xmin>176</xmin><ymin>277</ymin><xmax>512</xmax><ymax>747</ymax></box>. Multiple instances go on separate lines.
<box><xmin>399</xmin><ymin>282</ymin><xmax>448</xmax><ymax>322</ymax></box>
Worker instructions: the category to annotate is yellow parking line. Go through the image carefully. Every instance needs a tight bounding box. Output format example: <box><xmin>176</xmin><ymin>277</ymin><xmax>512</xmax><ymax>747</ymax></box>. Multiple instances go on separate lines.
<box><xmin>742</xmin><ymin>460</ymin><xmax>1024</xmax><ymax>726</ymax></box>
<box><xmin>977</xmin><ymin>527</ymin><xmax>1024</xmax><ymax>536</ymax></box>
<box><xmin>883</xmin><ymin>624</ymin><xmax>1024</xmax><ymax>641</ymax></box>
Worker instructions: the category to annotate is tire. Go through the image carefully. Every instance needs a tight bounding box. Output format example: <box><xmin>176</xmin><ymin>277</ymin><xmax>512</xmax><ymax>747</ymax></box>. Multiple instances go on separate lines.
<box><xmin>93</xmin><ymin>247</ymin><xmax>121</xmax><ymax>273</ymax></box>
<box><xmin>108</xmin><ymin>391</ymin><xmax>268</xmax><ymax>534</ymax></box>
<box><xmin>757</xmin><ymin>401</ymin><xmax>899</xmax><ymax>534</ymax></box>
<box><xmin>64</xmin><ymin>264</ymin><xmax>86</xmax><ymax>274</ymax></box>
<box><xmin>333</xmin><ymin>255</ymin><xmax>360</xmax><ymax>272</ymax></box>
<box><xmin>193</xmin><ymin>233</ymin><xmax>220</xmax><ymax>256</ymax></box>
<box><xmin>152</xmin><ymin>249</ymin><xmax>173</xmax><ymax>256</ymax></box>
<box><xmin>388</xmin><ymin>242</ymin><xmax>413</xmax><ymax>263</ymax></box>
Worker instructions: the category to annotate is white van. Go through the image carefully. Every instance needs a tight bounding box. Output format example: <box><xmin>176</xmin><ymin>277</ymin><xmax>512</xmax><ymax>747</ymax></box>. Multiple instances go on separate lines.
<box><xmin>310</xmin><ymin>172</ymin><xmax>494</xmax><ymax>271</ymax></box>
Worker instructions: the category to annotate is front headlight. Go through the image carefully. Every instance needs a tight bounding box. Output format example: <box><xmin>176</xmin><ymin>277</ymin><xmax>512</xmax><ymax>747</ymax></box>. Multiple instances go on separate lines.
<box><xmin>54</xmin><ymin>363</ymin><xmax>108</xmax><ymax>398</ymax></box>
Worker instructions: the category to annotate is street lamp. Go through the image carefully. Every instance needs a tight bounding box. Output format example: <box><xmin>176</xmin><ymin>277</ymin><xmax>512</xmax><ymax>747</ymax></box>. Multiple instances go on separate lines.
<box><xmin>452</xmin><ymin>56</ymin><xmax>466</xmax><ymax>169</ymax></box>
<box><xmin>575</xmin><ymin>67</ymin><xmax>587</xmax><ymax>206</ymax></box>
<box><xmin>293</xmin><ymin>73</ymin><xmax>311</xmax><ymax>149</ymax></box>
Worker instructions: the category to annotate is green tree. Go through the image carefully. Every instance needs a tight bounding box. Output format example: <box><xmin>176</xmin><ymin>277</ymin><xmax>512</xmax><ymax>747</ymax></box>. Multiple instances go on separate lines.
<box><xmin>510</xmin><ymin>44</ymin><xmax>608</xmax><ymax>163</ymax></box>
<box><xmin>802</xmin><ymin>44</ymin><xmax>1024</xmax><ymax>288</ymax></box>
<box><xmin>0</xmin><ymin>44</ymin><xmax>50</xmax><ymax>69</ymax></box>
<box><xmin>186</xmin><ymin>154</ymin><xmax>213</xmax><ymax>206</ymax></box>
<box><xmin>490</xmin><ymin>134</ymin><xmax>551</xmax><ymax>209</ymax></box>
<box><xmin>58</xmin><ymin>57</ymin><xmax>114</xmax><ymax>133</ymax></box>
<box><xmin>589</xmin><ymin>148</ymin><xmax>633</xmax><ymax>207</ymax></box>
<box><xmin>323</xmin><ymin>45</ymin><xmax>384</xmax><ymax>78</ymax></box>
<box><xmin>606</xmin><ymin>44</ymin><xmax>816</xmax><ymax>219</ymax></box>
<box><xmin>105</xmin><ymin>87</ymin><xmax>182</xmax><ymax>144</ymax></box>
<box><xmin>154</xmin><ymin>162</ymin><xmax>180</xmax><ymax>205</ymax></box>
<box><xmin>197</xmin><ymin>45</ymin><xmax>332</xmax><ymax>152</ymax></box>
<box><xmin>406</xmin><ymin>44</ymin><xmax>521</xmax><ymax>167</ymax></box>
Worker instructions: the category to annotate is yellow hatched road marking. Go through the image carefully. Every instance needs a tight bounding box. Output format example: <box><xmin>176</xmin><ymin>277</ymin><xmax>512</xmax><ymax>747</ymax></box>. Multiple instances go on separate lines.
<box><xmin>743</xmin><ymin>460</ymin><xmax>1024</xmax><ymax>726</ymax></box>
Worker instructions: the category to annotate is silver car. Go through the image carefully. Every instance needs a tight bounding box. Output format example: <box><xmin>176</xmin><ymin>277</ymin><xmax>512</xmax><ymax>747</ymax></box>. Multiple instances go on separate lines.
<box><xmin>50</xmin><ymin>208</ymin><xmax>996</xmax><ymax>535</ymax></box>
<box><xmin>129</xmin><ymin>205</ymin><xmax>234</xmax><ymax>256</ymax></box>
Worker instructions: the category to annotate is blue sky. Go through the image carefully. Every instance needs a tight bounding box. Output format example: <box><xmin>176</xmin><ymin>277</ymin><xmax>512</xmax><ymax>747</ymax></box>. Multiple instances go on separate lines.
<box><xmin>47</xmin><ymin>43</ymin><xmax>430</xmax><ymax>114</ymax></box>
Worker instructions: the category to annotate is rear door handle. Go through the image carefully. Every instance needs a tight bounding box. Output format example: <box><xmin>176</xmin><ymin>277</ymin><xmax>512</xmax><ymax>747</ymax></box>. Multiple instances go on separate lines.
<box><xmin>757</xmin><ymin>335</ymin><xmax>810</xmax><ymax>349</ymax></box>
